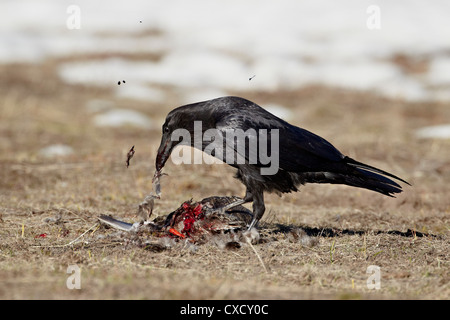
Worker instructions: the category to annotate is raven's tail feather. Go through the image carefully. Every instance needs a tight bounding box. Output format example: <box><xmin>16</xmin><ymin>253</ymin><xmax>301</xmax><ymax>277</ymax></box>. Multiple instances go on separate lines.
<box><xmin>343</xmin><ymin>156</ymin><xmax>410</xmax><ymax>186</ymax></box>
<box><xmin>339</xmin><ymin>157</ymin><xmax>410</xmax><ymax>197</ymax></box>
<box><xmin>301</xmin><ymin>157</ymin><xmax>409</xmax><ymax>197</ymax></box>
<box><xmin>338</xmin><ymin>169</ymin><xmax>402</xmax><ymax>196</ymax></box>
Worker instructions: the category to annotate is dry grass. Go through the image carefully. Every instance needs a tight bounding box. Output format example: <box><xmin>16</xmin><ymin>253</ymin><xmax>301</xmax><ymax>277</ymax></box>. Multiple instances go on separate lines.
<box><xmin>0</xmin><ymin>61</ymin><xmax>449</xmax><ymax>300</ymax></box>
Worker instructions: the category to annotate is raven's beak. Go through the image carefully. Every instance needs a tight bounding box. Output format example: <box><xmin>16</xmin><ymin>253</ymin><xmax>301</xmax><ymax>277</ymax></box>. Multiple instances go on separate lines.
<box><xmin>156</xmin><ymin>136</ymin><xmax>173</xmax><ymax>172</ymax></box>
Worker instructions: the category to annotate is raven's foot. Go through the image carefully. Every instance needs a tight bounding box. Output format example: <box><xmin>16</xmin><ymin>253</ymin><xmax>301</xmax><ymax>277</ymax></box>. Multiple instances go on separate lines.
<box><xmin>246</xmin><ymin>216</ymin><xmax>259</xmax><ymax>231</ymax></box>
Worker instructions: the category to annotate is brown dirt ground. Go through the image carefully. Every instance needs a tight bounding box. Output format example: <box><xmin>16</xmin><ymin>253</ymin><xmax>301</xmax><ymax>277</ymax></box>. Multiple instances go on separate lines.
<box><xmin>0</xmin><ymin>61</ymin><xmax>448</xmax><ymax>300</ymax></box>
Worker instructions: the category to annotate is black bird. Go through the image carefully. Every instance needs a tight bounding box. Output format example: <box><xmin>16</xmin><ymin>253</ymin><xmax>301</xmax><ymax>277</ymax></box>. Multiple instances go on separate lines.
<box><xmin>156</xmin><ymin>96</ymin><xmax>409</xmax><ymax>230</ymax></box>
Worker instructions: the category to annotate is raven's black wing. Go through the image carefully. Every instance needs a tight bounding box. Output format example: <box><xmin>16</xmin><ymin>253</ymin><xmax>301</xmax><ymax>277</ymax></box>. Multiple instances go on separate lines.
<box><xmin>215</xmin><ymin>103</ymin><xmax>345</xmax><ymax>172</ymax></box>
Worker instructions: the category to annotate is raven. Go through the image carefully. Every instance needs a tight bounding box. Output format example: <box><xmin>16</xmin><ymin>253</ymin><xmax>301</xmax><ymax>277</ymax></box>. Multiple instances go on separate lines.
<box><xmin>156</xmin><ymin>96</ymin><xmax>409</xmax><ymax>230</ymax></box>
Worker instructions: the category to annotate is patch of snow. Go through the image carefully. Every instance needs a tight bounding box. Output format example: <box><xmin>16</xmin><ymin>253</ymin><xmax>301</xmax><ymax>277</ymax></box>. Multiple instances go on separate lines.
<box><xmin>427</xmin><ymin>56</ymin><xmax>450</xmax><ymax>86</ymax></box>
<box><xmin>93</xmin><ymin>109</ymin><xmax>153</xmax><ymax>128</ymax></box>
<box><xmin>415</xmin><ymin>124</ymin><xmax>450</xmax><ymax>139</ymax></box>
<box><xmin>116</xmin><ymin>83</ymin><xmax>166</xmax><ymax>102</ymax></box>
<box><xmin>39</xmin><ymin>144</ymin><xmax>74</xmax><ymax>157</ymax></box>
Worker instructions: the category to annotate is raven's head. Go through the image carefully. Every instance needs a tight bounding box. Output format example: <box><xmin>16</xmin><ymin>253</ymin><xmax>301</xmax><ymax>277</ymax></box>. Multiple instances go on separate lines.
<box><xmin>155</xmin><ymin>97</ymin><xmax>234</xmax><ymax>172</ymax></box>
<box><xmin>155</xmin><ymin>103</ymin><xmax>206</xmax><ymax>172</ymax></box>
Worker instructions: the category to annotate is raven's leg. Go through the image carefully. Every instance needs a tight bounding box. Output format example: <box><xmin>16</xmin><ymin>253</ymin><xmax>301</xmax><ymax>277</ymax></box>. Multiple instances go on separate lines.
<box><xmin>246</xmin><ymin>191</ymin><xmax>265</xmax><ymax>230</ymax></box>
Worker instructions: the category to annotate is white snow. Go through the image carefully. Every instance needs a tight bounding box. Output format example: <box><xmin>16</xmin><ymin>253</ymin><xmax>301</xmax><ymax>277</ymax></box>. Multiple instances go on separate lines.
<box><xmin>427</xmin><ymin>56</ymin><xmax>450</xmax><ymax>86</ymax></box>
<box><xmin>39</xmin><ymin>144</ymin><xmax>74</xmax><ymax>157</ymax></box>
<box><xmin>93</xmin><ymin>109</ymin><xmax>153</xmax><ymax>128</ymax></box>
<box><xmin>116</xmin><ymin>83</ymin><xmax>166</xmax><ymax>102</ymax></box>
<box><xmin>2</xmin><ymin>0</ymin><xmax>450</xmax><ymax>102</ymax></box>
<box><xmin>415</xmin><ymin>124</ymin><xmax>450</xmax><ymax>139</ymax></box>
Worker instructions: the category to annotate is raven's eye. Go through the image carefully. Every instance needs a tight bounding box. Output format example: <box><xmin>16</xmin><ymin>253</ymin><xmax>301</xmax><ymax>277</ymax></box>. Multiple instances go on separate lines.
<box><xmin>164</xmin><ymin>126</ymin><xmax>169</xmax><ymax>133</ymax></box>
